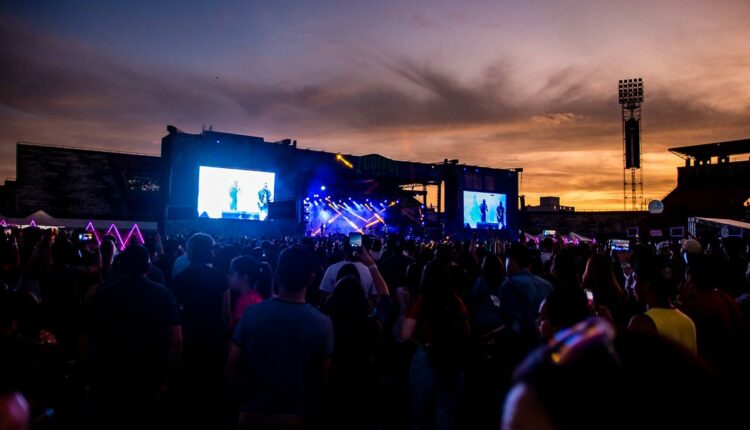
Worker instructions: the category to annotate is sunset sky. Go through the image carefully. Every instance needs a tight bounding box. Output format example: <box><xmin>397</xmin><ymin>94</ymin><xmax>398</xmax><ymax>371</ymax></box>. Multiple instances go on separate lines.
<box><xmin>2</xmin><ymin>0</ymin><xmax>750</xmax><ymax>209</ymax></box>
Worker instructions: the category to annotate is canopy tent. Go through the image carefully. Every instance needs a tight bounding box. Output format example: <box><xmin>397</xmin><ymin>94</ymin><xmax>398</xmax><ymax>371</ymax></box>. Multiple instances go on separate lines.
<box><xmin>569</xmin><ymin>232</ymin><xmax>594</xmax><ymax>243</ymax></box>
<box><xmin>23</xmin><ymin>210</ymin><xmax>64</xmax><ymax>227</ymax></box>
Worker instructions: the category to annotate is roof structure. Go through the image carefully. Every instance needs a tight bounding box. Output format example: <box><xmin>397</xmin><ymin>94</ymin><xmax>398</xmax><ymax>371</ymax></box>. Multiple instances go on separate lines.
<box><xmin>669</xmin><ymin>139</ymin><xmax>750</xmax><ymax>160</ymax></box>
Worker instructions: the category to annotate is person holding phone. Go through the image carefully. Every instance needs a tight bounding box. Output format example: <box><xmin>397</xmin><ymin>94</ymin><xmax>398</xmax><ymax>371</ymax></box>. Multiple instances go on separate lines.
<box><xmin>318</xmin><ymin>233</ymin><xmax>378</xmax><ymax>302</ymax></box>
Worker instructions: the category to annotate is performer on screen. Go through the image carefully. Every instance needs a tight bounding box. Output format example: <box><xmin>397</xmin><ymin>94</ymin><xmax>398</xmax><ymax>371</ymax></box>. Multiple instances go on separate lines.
<box><xmin>229</xmin><ymin>181</ymin><xmax>240</xmax><ymax>211</ymax></box>
<box><xmin>479</xmin><ymin>199</ymin><xmax>488</xmax><ymax>223</ymax></box>
<box><xmin>257</xmin><ymin>182</ymin><xmax>272</xmax><ymax>220</ymax></box>
<box><xmin>496</xmin><ymin>201</ymin><xmax>505</xmax><ymax>228</ymax></box>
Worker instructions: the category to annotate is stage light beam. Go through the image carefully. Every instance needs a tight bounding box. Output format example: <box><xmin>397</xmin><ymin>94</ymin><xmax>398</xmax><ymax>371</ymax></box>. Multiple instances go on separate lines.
<box><xmin>336</xmin><ymin>153</ymin><xmax>353</xmax><ymax>169</ymax></box>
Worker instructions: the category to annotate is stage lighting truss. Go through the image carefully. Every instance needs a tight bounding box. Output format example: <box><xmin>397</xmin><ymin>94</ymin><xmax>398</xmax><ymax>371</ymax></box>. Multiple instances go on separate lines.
<box><xmin>309</xmin><ymin>196</ymin><xmax>396</xmax><ymax>236</ymax></box>
<box><xmin>618</xmin><ymin>78</ymin><xmax>644</xmax><ymax>104</ymax></box>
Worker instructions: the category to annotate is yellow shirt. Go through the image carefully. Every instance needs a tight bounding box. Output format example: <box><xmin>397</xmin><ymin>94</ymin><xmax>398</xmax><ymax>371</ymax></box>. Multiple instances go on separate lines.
<box><xmin>645</xmin><ymin>307</ymin><xmax>697</xmax><ymax>353</ymax></box>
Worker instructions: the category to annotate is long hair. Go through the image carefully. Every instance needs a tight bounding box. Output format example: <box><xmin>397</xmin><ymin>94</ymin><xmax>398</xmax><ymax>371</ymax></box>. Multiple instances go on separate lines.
<box><xmin>551</xmin><ymin>248</ymin><xmax>580</xmax><ymax>290</ymax></box>
<box><xmin>419</xmin><ymin>262</ymin><xmax>464</xmax><ymax>340</ymax></box>
<box><xmin>327</xmin><ymin>277</ymin><xmax>371</xmax><ymax>366</ymax></box>
<box><xmin>480</xmin><ymin>254</ymin><xmax>506</xmax><ymax>288</ymax></box>
<box><xmin>582</xmin><ymin>254</ymin><xmax>625</xmax><ymax>307</ymax></box>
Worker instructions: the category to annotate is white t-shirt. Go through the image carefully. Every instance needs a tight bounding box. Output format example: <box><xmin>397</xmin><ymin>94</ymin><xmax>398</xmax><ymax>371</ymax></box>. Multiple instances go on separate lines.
<box><xmin>319</xmin><ymin>260</ymin><xmax>377</xmax><ymax>297</ymax></box>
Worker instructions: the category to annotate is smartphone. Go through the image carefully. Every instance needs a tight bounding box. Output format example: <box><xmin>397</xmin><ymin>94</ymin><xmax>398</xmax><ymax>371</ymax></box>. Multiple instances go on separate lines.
<box><xmin>609</xmin><ymin>239</ymin><xmax>630</xmax><ymax>253</ymax></box>
<box><xmin>348</xmin><ymin>232</ymin><xmax>363</xmax><ymax>252</ymax></box>
<box><xmin>584</xmin><ymin>289</ymin><xmax>594</xmax><ymax>307</ymax></box>
<box><xmin>78</xmin><ymin>232</ymin><xmax>95</xmax><ymax>243</ymax></box>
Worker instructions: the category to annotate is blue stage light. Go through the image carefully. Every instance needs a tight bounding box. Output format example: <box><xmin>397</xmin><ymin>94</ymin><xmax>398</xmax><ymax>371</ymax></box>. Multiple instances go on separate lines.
<box><xmin>321</xmin><ymin>185</ymin><xmax>326</xmax><ymax>191</ymax></box>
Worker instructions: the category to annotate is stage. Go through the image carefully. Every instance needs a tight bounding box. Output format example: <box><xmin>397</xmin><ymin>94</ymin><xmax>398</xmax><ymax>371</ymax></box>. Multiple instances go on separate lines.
<box><xmin>161</xmin><ymin>126</ymin><xmax>520</xmax><ymax>239</ymax></box>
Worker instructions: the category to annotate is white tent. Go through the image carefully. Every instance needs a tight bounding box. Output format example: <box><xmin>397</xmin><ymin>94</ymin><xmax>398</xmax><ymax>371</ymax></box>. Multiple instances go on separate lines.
<box><xmin>23</xmin><ymin>210</ymin><xmax>64</xmax><ymax>227</ymax></box>
<box><xmin>569</xmin><ymin>232</ymin><xmax>594</xmax><ymax>243</ymax></box>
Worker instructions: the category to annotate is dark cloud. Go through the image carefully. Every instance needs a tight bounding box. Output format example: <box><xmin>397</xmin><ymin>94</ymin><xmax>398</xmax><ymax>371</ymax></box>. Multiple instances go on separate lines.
<box><xmin>1</xmin><ymin>10</ymin><xmax>749</xmax><ymax>208</ymax></box>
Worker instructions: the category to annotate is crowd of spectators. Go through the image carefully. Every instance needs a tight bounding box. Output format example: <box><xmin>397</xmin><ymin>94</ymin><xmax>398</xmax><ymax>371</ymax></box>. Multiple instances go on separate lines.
<box><xmin>1</xmin><ymin>226</ymin><xmax>749</xmax><ymax>429</ymax></box>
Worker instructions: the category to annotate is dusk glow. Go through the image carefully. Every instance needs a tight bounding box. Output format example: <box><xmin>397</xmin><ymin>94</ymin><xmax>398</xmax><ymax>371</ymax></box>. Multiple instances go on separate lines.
<box><xmin>2</xmin><ymin>0</ymin><xmax>750</xmax><ymax>208</ymax></box>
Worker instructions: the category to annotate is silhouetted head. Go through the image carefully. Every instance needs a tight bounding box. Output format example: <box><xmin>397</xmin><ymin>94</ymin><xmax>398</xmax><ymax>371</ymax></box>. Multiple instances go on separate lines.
<box><xmin>276</xmin><ymin>246</ymin><xmax>316</xmax><ymax>293</ymax></box>
<box><xmin>119</xmin><ymin>244</ymin><xmax>151</xmax><ymax>276</ymax></box>
<box><xmin>336</xmin><ymin>263</ymin><xmax>361</xmax><ymax>285</ymax></box>
<box><xmin>633</xmin><ymin>255</ymin><xmax>672</xmax><ymax>306</ymax></box>
<box><xmin>537</xmin><ymin>288</ymin><xmax>590</xmax><ymax>341</ymax></box>
<box><xmin>506</xmin><ymin>243</ymin><xmax>532</xmax><ymax>274</ymax></box>
<box><xmin>228</xmin><ymin>255</ymin><xmax>259</xmax><ymax>291</ymax></box>
<box><xmin>187</xmin><ymin>233</ymin><xmax>215</xmax><ymax>266</ymax></box>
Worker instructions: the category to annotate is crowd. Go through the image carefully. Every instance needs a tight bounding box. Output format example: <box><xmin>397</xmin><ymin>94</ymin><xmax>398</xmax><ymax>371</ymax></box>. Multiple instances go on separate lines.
<box><xmin>1</xmin><ymin>226</ymin><xmax>749</xmax><ymax>429</ymax></box>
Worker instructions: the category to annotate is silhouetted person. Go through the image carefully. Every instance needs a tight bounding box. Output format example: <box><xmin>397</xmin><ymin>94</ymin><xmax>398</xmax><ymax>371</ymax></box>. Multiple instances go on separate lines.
<box><xmin>496</xmin><ymin>202</ymin><xmax>505</xmax><ymax>227</ymax></box>
<box><xmin>226</xmin><ymin>246</ymin><xmax>333</xmax><ymax>430</ymax></box>
<box><xmin>501</xmin><ymin>244</ymin><xmax>553</xmax><ymax>353</ymax></box>
<box><xmin>628</xmin><ymin>256</ymin><xmax>697</xmax><ymax>353</ymax></box>
<box><xmin>680</xmin><ymin>253</ymin><xmax>743</xmax><ymax>374</ymax></box>
<box><xmin>170</xmin><ymin>233</ymin><xmax>230</xmax><ymax>429</ymax></box>
<box><xmin>400</xmin><ymin>262</ymin><xmax>470</xmax><ymax>430</ymax></box>
<box><xmin>229</xmin><ymin>181</ymin><xmax>240</xmax><ymax>211</ymax></box>
<box><xmin>503</xmin><ymin>318</ymin><xmax>730</xmax><ymax>430</ymax></box>
<box><xmin>80</xmin><ymin>244</ymin><xmax>182</xmax><ymax>430</ymax></box>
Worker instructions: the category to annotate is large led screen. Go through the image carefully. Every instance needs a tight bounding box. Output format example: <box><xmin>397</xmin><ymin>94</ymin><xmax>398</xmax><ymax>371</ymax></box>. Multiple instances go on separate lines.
<box><xmin>197</xmin><ymin>166</ymin><xmax>275</xmax><ymax>220</ymax></box>
<box><xmin>463</xmin><ymin>191</ymin><xmax>507</xmax><ymax>229</ymax></box>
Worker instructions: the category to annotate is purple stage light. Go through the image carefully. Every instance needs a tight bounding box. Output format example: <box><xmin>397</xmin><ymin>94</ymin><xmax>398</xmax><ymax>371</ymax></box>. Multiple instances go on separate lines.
<box><xmin>85</xmin><ymin>221</ymin><xmax>103</xmax><ymax>245</ymax></box>
<box><xmin>105</xmin><ymin>223</ymin><xmax>126</xmax><ymax>250</ymax></box>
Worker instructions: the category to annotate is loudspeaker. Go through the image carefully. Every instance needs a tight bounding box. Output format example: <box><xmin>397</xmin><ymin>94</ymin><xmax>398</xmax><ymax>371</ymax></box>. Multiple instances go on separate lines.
<box><xmin>625</xmin><ymin>119</ymin><xmax>641</xmax><ymax>169</ymax></box>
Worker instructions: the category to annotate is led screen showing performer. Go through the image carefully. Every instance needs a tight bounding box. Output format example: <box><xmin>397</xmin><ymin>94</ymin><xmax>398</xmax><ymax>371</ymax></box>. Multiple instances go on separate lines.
<box><xmin>197</xmin><ymin>166</ymin><xmax>275</xmax><ymax>220</ymax></box>
<box><xmin>463</xmin><ymin>191</ymin><xmax>507</xmax><ymax>229</ymax></box>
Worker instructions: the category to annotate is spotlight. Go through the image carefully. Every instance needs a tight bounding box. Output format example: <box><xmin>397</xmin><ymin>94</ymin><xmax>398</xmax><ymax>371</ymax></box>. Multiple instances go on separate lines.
<box><xmin>314</xmin><ymin>194</ymin><xmax>319</xmax><ymax>198</ymax></box>
<box><xmin>320</xmin><ymin>186</ymin><xmax>326</xmax><ymax>191</ymax></box>
<box><xmin>348</xmin><ymin>197</ymin><xmax>352</xmax><ymax>200</ymax></box>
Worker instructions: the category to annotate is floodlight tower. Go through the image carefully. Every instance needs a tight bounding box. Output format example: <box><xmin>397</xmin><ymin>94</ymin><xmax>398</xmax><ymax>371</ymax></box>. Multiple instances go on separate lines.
<box><xmin>618</xmin><ymin>78</ymin><xmax>644</xmax><ymax>211</ymax></box>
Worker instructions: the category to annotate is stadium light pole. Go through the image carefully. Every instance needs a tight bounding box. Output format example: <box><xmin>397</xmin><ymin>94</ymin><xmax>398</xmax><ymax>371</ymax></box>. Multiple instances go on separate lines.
<box><xmin>618</xmin><ymin>78</ymin><xmax>644</xmax><ymax>211</ymax></box>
